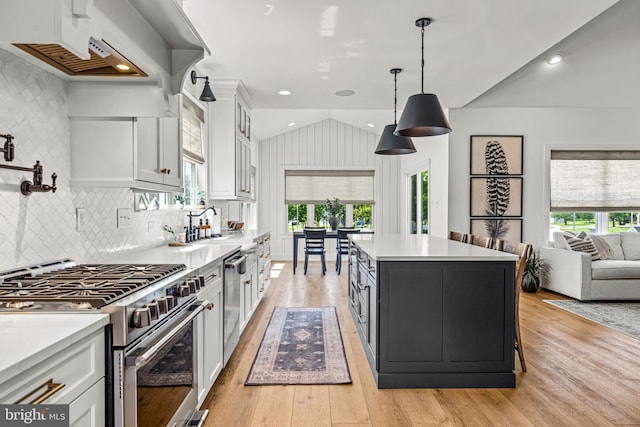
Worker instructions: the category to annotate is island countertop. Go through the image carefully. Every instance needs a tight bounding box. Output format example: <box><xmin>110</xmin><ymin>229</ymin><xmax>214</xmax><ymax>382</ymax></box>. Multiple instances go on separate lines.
<box><xmin>350</xmin><ymin>234</ymin><xmax>518</xmax><ymax>261</ymax></box>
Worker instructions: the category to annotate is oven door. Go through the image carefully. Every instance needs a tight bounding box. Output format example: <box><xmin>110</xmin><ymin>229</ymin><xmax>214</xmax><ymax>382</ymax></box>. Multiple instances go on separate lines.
<box><xmin>116</xmin><ymin>300</ymin><xmax>207</xmax><ymax>427</ymax></box>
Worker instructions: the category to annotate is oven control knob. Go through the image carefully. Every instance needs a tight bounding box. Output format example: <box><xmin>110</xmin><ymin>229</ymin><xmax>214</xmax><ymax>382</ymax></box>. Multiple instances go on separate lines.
<box><xmin>186</xmin><ymin>279</ymin><xmax>198</xmax><ymax>293</ymax></box>
<box><xmin>156</xmin><ymin>298</ymin><xmax>169</xmax><ymax>314</ymax></box>
<box><xmin>198</xmin><ymin>275</ymin><xmax>206</xmax><ymax>289</ymax></box>
<box><xmin>132</xmin><ymin>307</ymin><xmax>152</xmax><ymax>328</ymax></box>
<box><xmin>164</xmin><ymin>295</ymin><xmax>176</xmax><ymax>309</ymax></box>
<box><xmin>145</xmin><ymin>302</ymin><xmax>159</xmax><ymax>320</ymax></box>
<box><xmin>178</xmin><ymin>284</ymin><xmax>191</xmax><ymax>297</ymax></box>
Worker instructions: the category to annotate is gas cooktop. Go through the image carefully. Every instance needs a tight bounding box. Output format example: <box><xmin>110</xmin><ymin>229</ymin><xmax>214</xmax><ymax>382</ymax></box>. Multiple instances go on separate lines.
<box><xmin>0</xmin><ymin>263</ymin><xmax>187</xmax><ymax>309</ymax></box>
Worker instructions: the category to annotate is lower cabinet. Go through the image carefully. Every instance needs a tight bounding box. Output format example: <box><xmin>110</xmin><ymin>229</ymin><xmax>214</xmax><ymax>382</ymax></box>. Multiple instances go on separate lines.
<box><xmin>197</xmin><ymin>280</ymin><xmax>223</xmax><ymax>406</ymax></box>
<box><xmin>0</xmin><ymin>327</ymin><xmax>106</xmax><ymax>427</ymax></box>
<box><xmin>240</xmin><ymin>262</ymin><xmax>258</xmax><ymax>332</ymax></box>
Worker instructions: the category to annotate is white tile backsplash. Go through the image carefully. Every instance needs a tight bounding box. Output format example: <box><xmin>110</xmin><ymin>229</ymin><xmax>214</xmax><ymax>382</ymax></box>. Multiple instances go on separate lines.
<box><xmin>0</xmin><ymin>50</ymin><xmax>187</xmax><ymax>270</ymax></box>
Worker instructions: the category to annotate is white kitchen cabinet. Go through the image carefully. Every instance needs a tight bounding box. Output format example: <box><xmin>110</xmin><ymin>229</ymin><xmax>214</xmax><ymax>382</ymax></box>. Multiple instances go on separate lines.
<box><xmin>70</xmin><ymin>116</ymin><xmax>183</xmax><ymax>192</ymax></box>
<box><xmin>241</xmin><ymin>262</ymin><xmax>258</xmax><ymax>332</ymax></box>
<box><xmin>0</xmin><ymin>328</ymin><xmax>105</xmax><ymax>427</ymax></box>
<box><xmin>257</xmin><ymin>233</ymin><xmax>272</xmax><ymax>297</ymax></box>
<box><xmin>196</xmin><ymin>273</ymin><xmax>223</xmax><ymax>406</ymax></box>
<box><xmin>208</xmin><ymin>81</ymin><xmax>253</xmax><ymax>201</ymax></box>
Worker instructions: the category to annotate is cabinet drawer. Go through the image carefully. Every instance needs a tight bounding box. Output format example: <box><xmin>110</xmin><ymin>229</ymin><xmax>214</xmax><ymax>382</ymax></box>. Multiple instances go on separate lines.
<box><xmin>0</xmin><ymin>328</ymin><xmax>105</xmax><ymax>405</ymax></box>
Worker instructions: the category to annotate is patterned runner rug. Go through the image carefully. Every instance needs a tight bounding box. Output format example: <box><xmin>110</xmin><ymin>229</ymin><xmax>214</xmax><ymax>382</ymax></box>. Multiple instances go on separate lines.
<box><xmin>544</xmin><ymin>300</ymin><xmax>640</xmax><ymax>341</ymax></box>
<box><xmin>246</xmin><ymin>306</ymin><xmax>352</xmax><ymax>385</ymax></box>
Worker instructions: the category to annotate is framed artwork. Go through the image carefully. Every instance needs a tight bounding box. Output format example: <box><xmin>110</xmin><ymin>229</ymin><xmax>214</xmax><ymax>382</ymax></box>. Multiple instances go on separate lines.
<box><xmin>470</xmin><ymin>135</ymin><xmax>523</xmax><ymax>175</ymax></box>
<box><xmin>470</xmin><ymin>177</ymin><xmax>523</xmax><ymax>217</ymax></box>
<box><xmin>470</xmin><ymin>218</ymin><xmax>523</xmax><ymax>243</ymax></box>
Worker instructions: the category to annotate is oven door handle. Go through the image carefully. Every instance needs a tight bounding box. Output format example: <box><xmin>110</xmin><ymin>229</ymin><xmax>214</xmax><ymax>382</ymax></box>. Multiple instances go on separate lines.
<box><xmin>125</xmin><ymin>301</ymin><xmax>207</xmax><ymax>367</ymax></box>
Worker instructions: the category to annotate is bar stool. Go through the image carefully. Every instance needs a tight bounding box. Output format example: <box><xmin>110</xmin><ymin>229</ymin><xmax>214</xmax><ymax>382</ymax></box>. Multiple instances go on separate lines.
<box><xmin>448</xmin><ymin>231</ymin><xmax>468</xmax><ymax>243</ymax></box>
<box><xmin>468</xmin><ymin>234</ymin><xmax>493</xmax><ymax>248</ymax></box>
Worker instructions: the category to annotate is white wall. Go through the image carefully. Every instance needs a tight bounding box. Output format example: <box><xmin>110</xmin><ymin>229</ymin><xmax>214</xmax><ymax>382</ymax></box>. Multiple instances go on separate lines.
<box><xmin>448</xmin><ymin>107</ymin><xmax>640</xmax><ymax>250</ymax></box>
<box><xmin>0</xmin><ymin>50</ymin><xmax>189</xmax><ymax>270</ymax></box>
<box><xmin>258</xmin><ymin>119</ymin><xmax>401</xmax><ymax>260</ymax></box>
<box><xmin>399</xmin><ymin>134</ymin><xmax>449</xmax><ymax>238</ymax></box>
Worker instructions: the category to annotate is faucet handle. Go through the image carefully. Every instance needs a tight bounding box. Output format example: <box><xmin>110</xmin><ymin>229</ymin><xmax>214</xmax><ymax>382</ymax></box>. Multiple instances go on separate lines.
<box><xmin>50</xmin><ymin>173</ymin><xmax>57</xmax><ymax>193</ymax></box>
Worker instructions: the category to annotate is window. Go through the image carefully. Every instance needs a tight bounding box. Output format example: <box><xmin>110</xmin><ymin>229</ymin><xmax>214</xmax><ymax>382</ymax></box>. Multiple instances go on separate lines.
<box><xmin>408</xmin><ymin>170</ymin><xmax>428</xmax><ymax>234</ymax></box>
<box><xmin>549</xmin><ymin>150</ymin><xmax>640</xmax><ymax>236</ymax></box>
<box><xmin>285</xmin><ymin>170</ymin><xmax>375</xmax><ymax>231</ymax></box>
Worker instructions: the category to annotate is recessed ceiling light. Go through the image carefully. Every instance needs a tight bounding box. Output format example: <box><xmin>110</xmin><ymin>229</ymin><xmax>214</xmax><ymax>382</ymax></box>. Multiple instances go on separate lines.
<box><xmin>115</xmin><ymin>64</ymin><xmax>130</xmax><ymax>71</ymax></box>
<box><xmin>288</xmin><ymin>122</ymin><xmax>296</xmax><ymax>127</ymax></box>
<box><xmin>547</xmin><ymin>54</ymin><xmax>563</xmax><ymax>65</ymax></box>
<box><xmin>367</xmin><ymin>123</ymin><xmax>374</xmax><ymax>128</ymax></box>
<box><xmin>335</xmin><ymin>89</ymin><xmax>355</xmax><ymax>97</ymax></box>
<box><xmin>278</xmin><ymin>90</ymin><xmax>292</xmax><ymax>96</ymax></box>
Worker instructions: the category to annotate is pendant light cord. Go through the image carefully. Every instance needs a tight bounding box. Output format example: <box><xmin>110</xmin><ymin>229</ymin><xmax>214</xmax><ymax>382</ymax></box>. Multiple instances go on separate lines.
<box><xmin>420</xmin><ymin>23</ymin><xmax>425</xmax><ymax>94</ymax></box>
<box><xmin>394</xmin><ymin>71</ymin><xmax>398</xmax><ymax>125</ymax></box>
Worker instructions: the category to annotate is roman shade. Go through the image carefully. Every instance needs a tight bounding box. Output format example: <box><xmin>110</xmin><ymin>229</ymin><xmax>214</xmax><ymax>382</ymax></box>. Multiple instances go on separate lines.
<box><xmin>285</xmin><ymin>170</ymin><xmax>375</xmax><ymax>204</ymax></box>
<box><xmin>550</xmin><ymin>150</ymin><xmax>640</xmax><ymax>211</ymax></box>
<box><xmin>182</xmin><ymin>97</ymin><xmax>205</xmax><ymax>164</ymax></box>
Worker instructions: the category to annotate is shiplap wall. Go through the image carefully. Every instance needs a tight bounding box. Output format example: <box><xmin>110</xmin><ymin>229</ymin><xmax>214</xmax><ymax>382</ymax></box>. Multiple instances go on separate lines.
<box><xmin>257</xmin><ymin>118</ymin><xmax>400</xmax><ymax>260</ymax></box>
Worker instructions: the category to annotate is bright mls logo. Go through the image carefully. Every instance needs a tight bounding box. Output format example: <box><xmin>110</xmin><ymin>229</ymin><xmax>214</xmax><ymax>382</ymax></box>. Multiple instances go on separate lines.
<box><xmin>0</xmin><ymin>405</ymin><xmax>69</xmax><ymax>426</ymax></box>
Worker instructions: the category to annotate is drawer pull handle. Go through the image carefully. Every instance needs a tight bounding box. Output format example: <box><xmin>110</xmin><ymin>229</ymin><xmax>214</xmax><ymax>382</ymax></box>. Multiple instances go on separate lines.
<box><xmin>15</xmin><ymin>379</ymin><xmax>65</xmax><ymax>404</ymax></box>
<box><xmin>358</xmin><ymin>314</ymin><xmax>366</xmax><ymax>324</ymax></box>
<box><xmin>350</xmin><ymin>299</ymin><xmax>358</xmax><ymax>307</ymax></box>
<box><xmin>357</xmin><ymin>282</ymin><xmax>367</xmax><ymax>291</ymax></box>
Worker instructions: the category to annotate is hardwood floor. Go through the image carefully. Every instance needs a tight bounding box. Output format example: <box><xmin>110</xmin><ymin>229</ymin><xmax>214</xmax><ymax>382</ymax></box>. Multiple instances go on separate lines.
<box><xmin>201</xmin><ymin>261</ymin><xmax>640</xmax><ymax>426</ymax></box>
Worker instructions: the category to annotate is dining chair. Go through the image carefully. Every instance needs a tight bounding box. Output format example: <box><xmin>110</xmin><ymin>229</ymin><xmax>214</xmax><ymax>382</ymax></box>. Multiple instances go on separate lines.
<box><xmin>495</xmin><ymin>239</ymin><xmax>532</xmax><ymax>372</ymax></box>
<box><xmin>468</xmin><ymin>234</ymin><xmax>493</xmax><ymax>248</ymax></box>
<box><xmin>336</xmin><ymin>228</ymin><xmax>360</xmax><ymax>274</ymax></box>
<box><xmin>448</xmin><ymin>231</ymin><xmax>468</xmax><ymax>243</ymax></box>
<box><xmin>303</xmin><ymin>228</ymin><xmax>327</xmax><ymax>275</ymax></box>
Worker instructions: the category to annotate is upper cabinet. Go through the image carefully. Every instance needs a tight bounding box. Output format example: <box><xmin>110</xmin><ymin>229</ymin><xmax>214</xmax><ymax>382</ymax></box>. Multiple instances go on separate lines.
<box><xmin>208</xmin><ymin>81</ymin><xmax>254</xmax><ymax>201</ymax></box>
<box><xmin>70</xmin><ymin>116</ymin><xmax>183</xmax><ymax>193</ymax></box>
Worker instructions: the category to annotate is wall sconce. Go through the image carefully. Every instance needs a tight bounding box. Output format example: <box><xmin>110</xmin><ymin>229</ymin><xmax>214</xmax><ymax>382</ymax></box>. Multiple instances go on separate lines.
<box><xmin>190</xmin><ymin>71</ymin><xmax>216</xmax><ymax>102</ymax></box>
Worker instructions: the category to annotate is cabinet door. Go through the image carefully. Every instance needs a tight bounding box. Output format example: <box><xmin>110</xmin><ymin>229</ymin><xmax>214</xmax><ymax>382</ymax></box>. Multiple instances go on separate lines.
<box><xmin>160</xmin><ymin>117</ymin><xmax>182</xmax><ymax>188</ymax></box>
<box><xmin>135</xmin><ymin>117</ymin><xmax>162</xmax><ymax>184</ymax></box>
<box><xmin>69</xmin><ymin>378</ymin><xmax>105</xmax><ymax>427</ymax></box>
<box><xmin>199</xmin><ymin>283</ymin><xmax>223</xmax><ymax>404</ymax></box>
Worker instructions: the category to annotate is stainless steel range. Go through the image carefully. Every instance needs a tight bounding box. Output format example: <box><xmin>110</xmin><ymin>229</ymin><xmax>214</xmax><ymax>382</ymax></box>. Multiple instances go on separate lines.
<box><xmin>0</xmin><ymin>259</ymin><xmax>213</xmax><ymax>427</ymax></box>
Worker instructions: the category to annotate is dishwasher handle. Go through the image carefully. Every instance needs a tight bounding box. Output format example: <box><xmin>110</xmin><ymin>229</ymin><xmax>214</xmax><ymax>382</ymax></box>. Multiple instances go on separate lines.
<box><xmin>225</xmin><ymin>255</ymin><xmax>247</xmax><ymax>274</ymax></box>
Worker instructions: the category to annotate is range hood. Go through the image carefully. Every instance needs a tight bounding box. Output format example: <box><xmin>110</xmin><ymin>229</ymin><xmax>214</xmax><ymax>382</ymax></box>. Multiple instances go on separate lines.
<box><xmin>13</xmin><ymin>38</ymin><xmax>147</xmax><ymax>77</ymax></box>
<box><xmin>0</xmin><ymin>0</ymin><xmax>209</xmax><ymax>104</ymax></box>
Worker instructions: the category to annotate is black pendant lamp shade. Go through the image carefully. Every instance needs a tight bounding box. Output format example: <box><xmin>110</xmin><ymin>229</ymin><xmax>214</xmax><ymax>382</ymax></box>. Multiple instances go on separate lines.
<box><xmin>375</xmin><ymin>68</ymin><xmax>416</xmax><ymax>155</ymax></box>
<box><xmin>395</xmin><ymin>17</ymin><xmax>451</xmax><ymax>137</ymax></box>
<box><xmin>190</xmin><ymin>70</ymin><xmax>216</xmax><ymax>102</ymax></box>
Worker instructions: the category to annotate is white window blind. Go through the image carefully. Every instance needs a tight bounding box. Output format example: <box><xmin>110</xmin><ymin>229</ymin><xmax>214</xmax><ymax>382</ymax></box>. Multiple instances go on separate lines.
<box><xmin>285</xmin><ymin>170</ymin><xmax>375</xmax><ymax>204</ymax></box>
<box><xmin>182</xmin><ymin>97</ymin><xmax>205</xmax><ymax>164</ymax></box>
<box><xmin>550</xmin><ymin>150</ymin><xmax>640</xmax><ymax>211</ymax></box>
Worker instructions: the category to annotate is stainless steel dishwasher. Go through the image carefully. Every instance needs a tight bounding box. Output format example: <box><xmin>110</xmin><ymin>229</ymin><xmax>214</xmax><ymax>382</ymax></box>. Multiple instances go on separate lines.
<box><xmin>223</xmin><ymin>252</ymin><xmax>246</xmax><ymax>365</ymax></box>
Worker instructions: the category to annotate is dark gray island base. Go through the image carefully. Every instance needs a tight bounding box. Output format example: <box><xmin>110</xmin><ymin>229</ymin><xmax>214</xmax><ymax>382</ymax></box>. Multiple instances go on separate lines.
<box><xmin>348</xmin><ymin>235</ymin><xmax>517</xmax><ymax>389</ymax></box>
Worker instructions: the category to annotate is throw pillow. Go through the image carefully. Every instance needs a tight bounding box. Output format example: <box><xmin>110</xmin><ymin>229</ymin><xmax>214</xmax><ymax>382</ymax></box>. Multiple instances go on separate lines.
<box><xmin>589</xmin><ymin>235</ymin><xmax>614</xmax><ymax>260</ymax></box>
<box><xmin>620</xmin><ymin>232</ymin><xmax>640</xmax><ymax>260</ymax></box>
<box><xmin>563</xmin><ymin>233</ymin><xmax>601</xmax><ymax>260</ymax></box>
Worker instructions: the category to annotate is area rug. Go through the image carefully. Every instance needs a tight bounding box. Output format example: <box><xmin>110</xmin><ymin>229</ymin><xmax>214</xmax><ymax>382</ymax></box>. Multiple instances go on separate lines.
<box><xmin>544</xmin><ymin>300</ymin><xmax>640</xmax><ymax>341</ymax></box>
<box><xmin>245</xmin><ymin>306</ymin><xmax>351</xmax><ymax>385</ymax></box>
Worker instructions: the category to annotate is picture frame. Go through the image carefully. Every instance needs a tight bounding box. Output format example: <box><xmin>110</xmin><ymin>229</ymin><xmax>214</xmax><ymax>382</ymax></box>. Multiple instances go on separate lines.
<box><xmin>470</xmin><ymin>177</ymin><xmax>523</xmax><ymax>217</ymax></box>
<box><xmin>470</xmin><ymin>218</ymin><xmax>523</xmax><ymax>243</ymax></box>
<box><xmin>470</xmin><ymin>135</ymin><xmax>523</xmax><ymax>175</ymax></box>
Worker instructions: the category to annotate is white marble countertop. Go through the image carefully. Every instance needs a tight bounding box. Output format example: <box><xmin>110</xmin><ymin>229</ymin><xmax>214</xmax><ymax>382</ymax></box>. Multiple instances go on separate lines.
<box><xmin>216</xmin><ymin>229</ymin><xmax>271</xmax><ymax>242</ymax></box>
<box><xmin>351</xmin><ymin>234</ymin><xmax>518</xmax><ymax>261</ymax></box>
<box><xmin>105</xmin><ymin>241</ymin><xmax>242</xmax><ymax>269</ymax></box>
<box><xmin>0</xmin><ymin>313</ymin><xmax>109</xmax><ymax>384</ymax></box>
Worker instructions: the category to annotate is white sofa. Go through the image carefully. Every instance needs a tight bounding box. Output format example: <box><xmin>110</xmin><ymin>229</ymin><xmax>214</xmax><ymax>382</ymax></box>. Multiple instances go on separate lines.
<box><xmin>540</xmin><ymin>232</ymin><xmax>640</xmax><ymax>300</ymax></box>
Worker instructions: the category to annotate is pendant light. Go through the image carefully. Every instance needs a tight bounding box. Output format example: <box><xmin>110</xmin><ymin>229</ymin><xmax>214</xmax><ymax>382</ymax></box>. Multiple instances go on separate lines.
<box><xmin>375</xmin><ymin>68</ymin><xmax>416</xmax><ymax>155</ymax></box>
<box><xmin>395</xmin><ymin>17</ymin><xmax>451</xmax><ymax>137</ymax></box>
<box><xmin>190</xmin><ymin>70</ymin><xmax>216</xmax><ymax>102</ymax></box>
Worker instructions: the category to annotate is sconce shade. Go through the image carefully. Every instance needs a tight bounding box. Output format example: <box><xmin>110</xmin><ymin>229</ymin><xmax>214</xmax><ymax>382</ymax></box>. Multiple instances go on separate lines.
<box><xmin>199</xmin><ymin>79</ymin><xmax>216</xmax><ymax>102</ymax></box>
<box><xmin>375</xmin><ymin>124</ymin><xmax>416</xmax><ymax>155</ymax></box>
<box><xmin>395</xmin><ymin>93</ymin><xmax>451</xmax><ymax>137</ymax></box>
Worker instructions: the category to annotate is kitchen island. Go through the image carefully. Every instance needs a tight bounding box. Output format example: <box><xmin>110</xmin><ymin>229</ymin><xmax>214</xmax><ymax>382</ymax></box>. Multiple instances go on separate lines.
<box><xmin>348</xmin><ymin>234</ymin><xmax>519</xmax><ymax>388</ymax></box>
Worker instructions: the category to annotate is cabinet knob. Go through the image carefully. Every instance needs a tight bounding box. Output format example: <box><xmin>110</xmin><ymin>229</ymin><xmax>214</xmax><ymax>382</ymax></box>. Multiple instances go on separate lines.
<box><xmin>206</xmin><ymin>303</ymin><xmax>214</xmax><ymax>310</ymax></box>
<box><xmin>161</xmin><ymin>168</ymin><xmax>171</xmax><ymax>175</ymax></box>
